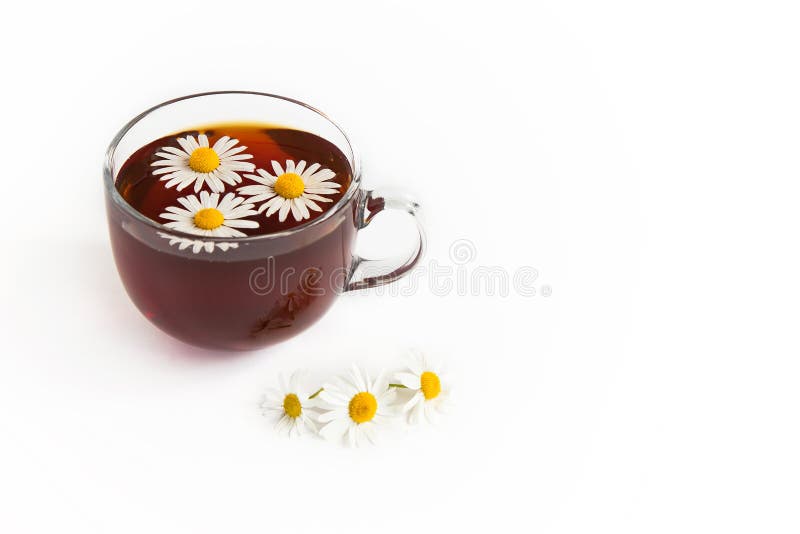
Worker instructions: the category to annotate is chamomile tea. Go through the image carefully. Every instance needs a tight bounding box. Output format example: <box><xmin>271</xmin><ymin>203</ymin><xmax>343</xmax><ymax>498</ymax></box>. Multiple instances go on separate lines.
<box><xmin>108</xmin><ymin>123</ymin><xmax>358</xmax><ymax>350</ymax></box>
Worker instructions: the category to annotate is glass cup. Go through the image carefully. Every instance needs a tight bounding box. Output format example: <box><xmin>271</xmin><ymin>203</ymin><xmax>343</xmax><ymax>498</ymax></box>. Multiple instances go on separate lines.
<box><xmin>104</xmin><ymin>91</ymin><xmax>424</xmax><ymax>350</ymax></box>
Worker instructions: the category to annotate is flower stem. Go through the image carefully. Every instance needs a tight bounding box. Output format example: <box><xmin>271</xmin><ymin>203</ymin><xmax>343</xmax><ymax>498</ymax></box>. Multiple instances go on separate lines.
<box><xmin>309</xmin><ymin>384</ymin><xmax>406</xmax><ymax>400</ymax></box>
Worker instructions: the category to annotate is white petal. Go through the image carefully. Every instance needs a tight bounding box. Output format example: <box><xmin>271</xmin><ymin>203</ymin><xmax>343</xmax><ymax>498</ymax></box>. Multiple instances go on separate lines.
<box><xmin>301</xmin><ymin>196</ymin><xmax>323</xmax><ymax>212</ymax></box>
<box><xmin>160</xmin><ymin>213</ymin><xmax>190</xmax><ymax>222</ymax></box>
<box><xmin>185</xmin><ymin>195</ymin><xmax>202</xmax><ymax>211</ymax></box>
<box><xmin>238</xmin><ymin>184</ymin><xmax>270</xmax><ymax>195</ymax></box>
<box><xmin>211</xmin><ymin>135</ymin><xmax>231</xmax><ymax>153</ymax></box>
<box><xmin>294</xmin><ymin>198</ymin><xmax>310</xmax><ymax>220</ymax></box>
<box><xmin>360</xmin><ymin>422</ymin><xmax>378</xmax><ymax>444</ymax></box>
<box><xmin>176</xmin><ymin>136</ymin><xmax>194</xmax><ymax>153</ymax></box>
<box><xmin>265</xmin><ymin>197</ymin><xmax>286</xmax><ymax>217</ymax></box>
<box><xmin>289</xmin><ymin>200</ymin><xmax>302</xmax><ymax>221</ymax></box>
<box><xmin>278</xmin><ymin>201</ymin><xmax>291</xmax><ymax>222</ymax></box>
<box><xmin>224</xmin><ymin>219</ymin><xmax>258</xmax><ymax>229</ymax></box>
<box><xmin>347</xmin><ymin>425</ymin><xmax>358</xmax><ymax>447</ymax></box>
<box><xmin>317</xmin><ymin>407</ymin><xmax>347</xmax><ymax>423</ymax></box>
<box><xmin>351</xmin><ymin>364</ymin><xmax>367</xmax><ymax>392</ymax></box>
<box><xmin>424</xmin><ymin>403</ymin><xmax>440</xmax><ymax>425</ymax></box>
<box><xmin>221</xmin><ymin>160</ymin><xmax>254</xmax><ymax>172</ymax></box>
<box><xmin>219</xmin><ymin>144</ymin><xmax>246</xmax><ymax>158</ymax></box>
<box><xmin>306</xmin><ymin>168</ymin><xmax>336</xmax><ymax>183</ymax></box>
<box><xmin>302</xmin><ymin>162</ymin><xmax>321</xmax><ymax>178</ymax></box>
<box><xmin>161</xmin><ymin>146</ymin><xmax>188</xmax><ymax>157</ymax></box>
<box><xmin>242</xmin><ymin>192</ymin><xmax>275</xmax><ymax>205</ymax></box>
<box><xmin>318</xmin><ymin>391</ymin><xmax>347</xmax><ymax>407</ymax></box>
<box><xmin>410</xmin><ymin>399</ymin><xmax>425</xmax><ymax>425</ymax></box>
<box><xmin>407</xmin><ymin>354</ymin><xmax>425</xmax><ymax>375</ymax></box>
<box><xmin>153</xmin><ymin>166</ymin><xmax>185</xmax><ymax>175</ymax></box>
<box><xmin>304</xmin><ymin>187</ymin><xmax>340</xmax><ymax>195</ymax></box>
<box><xmin>319</xmin><ymin>417</ymin><xmax>351</xmax><ymax>442</ymax></box>
<box><xmin>217</xmin><ymin>192</ymin><xmax>236</xmax><ymax>212</ymax></box>
<box><xmin>152</xmin><ymin>159</ymin><xmax>184</xmax><ymax>167</ymax></box>
<box><xmin>403</xmin><ymin>392</ymin><xmax>423</xmax><ymax>413</ymax></box>
<box><xmin>257</xmin><ymin>168</ymin><xmax>277</xmax><ymax>183</ymax></box>
<box><xmin>208</xmin><ymin>174</ymin><xmax>225</xmax><ymax>193</ymax></box>
<box><xmin>303</xmin><ymin>193</ymin><xmax>335</xmax><ymax>203</ymax></box>
<box><xmin>395</xmin><ymin>372</ymin><xmax>420</xmax><ymax>390</ymax></box>
<box><xmin>372</xmin><ymin>370</ymin><xmax>389</xmax><ymax>395</ymax></box>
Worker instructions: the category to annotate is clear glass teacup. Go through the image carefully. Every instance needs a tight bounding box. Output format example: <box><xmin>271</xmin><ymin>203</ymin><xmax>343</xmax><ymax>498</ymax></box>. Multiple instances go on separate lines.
<box><xmin>104</xmin><ymin>91</ymin><xmax>424</xmax><ymax>350</ymax></box>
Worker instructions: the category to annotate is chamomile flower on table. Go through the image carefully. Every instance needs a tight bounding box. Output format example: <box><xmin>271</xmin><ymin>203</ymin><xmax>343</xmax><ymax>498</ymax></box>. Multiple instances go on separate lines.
<box><xmin>151</xmin><ymin>134</ymin><xmax>255</xmax><ymax>193</ymax></box>
<box><xmin>156</xmin><ymin>232</ymin><xmax>239</xmax><ymax>254</ymax></box>
<box><xmin>261</xmin><ymin>371</ymin><xmax>318</xmax><ymax>438</ymax></box>
<box><xmin>317</xmin><ymin>365</ymin><xmax>397</xmax><ymax>447</ymax></box>
<box><xmin>159</xmin><ymin>191</ymin><xmax>259</xmax><ymax>238</ymax></box>
<box><xmin>238</xmin><ymin>160</ymin><xmax>341</xmax><ymax>222</ymax></box>
<box><xmin>394</xmin><ymin>350</ymin><xmax>452</xmax><ymax>424</ymax></box>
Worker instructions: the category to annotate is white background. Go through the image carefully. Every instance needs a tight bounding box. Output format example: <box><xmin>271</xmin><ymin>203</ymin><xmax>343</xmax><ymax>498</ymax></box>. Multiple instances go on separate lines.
<box><xmin>2</xmin><ymin>1</ymin><xmax>799</xmax><ymax>532</ymax></box>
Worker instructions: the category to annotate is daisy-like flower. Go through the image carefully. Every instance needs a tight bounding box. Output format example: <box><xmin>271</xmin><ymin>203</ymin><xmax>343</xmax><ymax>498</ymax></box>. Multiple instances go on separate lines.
<box><xmin>261</xmin><ymin>371</ymin><xmax>318</xmax><ymax>438</ymax></box>
<box><xmin>159</xmin><ymin>191</ymin><xmax>259</xmax><ymax>238</ymax></box>
<box><xmin>157</xmin><ymin>232</ymin><xmax>239</xmax><ymax>254</ymax></box>
<box><xmin>151</xmin><ymin>134</ymin><xmax>255</xmax><ymax>193</ymax></box>
<box><xmin>394</xmin><ymin>350</ymin><xmax>452</xmax><ymax>424</ymax></box>
<box><xmin>238</xmin><ymin>160</ymin><xmax>341</xmax><ymax>223</ymax></box>
<box><xmin>318</xmin><ymin>365</ymin><xmax>397</xmax><ymax>446</ymax></box>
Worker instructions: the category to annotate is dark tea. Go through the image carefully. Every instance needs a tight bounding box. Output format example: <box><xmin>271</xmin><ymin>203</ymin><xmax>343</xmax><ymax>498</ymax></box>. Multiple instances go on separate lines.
<box><xmin>108</xmin><ymin>123</ymin><xmax>358</xmax><ymax>350</ymax></box>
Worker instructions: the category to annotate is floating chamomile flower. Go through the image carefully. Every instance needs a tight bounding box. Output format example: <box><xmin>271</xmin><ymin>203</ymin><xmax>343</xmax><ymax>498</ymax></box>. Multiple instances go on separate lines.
<box><xmin>152</xmin><ymin>134</ymin><xmax>255</xmax><ymax>193</ymax></box>
<box><xmin>238</xmin><ymin>160</ymin><xmax>341</xmax><ymax>223</ymax></box>
<box><xmin>159</xmin><ymin>191</ymin><xmax>259</xmax><ymax>238</ymax></box>
<box><xmin>394</xmin><ymin>349</ymin><xmax>451</xmax><ymax>424</ymax></box>
<box><xmin>318</xmin><ymin>365</ymin><xmax>397</xmax><ymax>447</ymax></box>
<box><xmin>261</xmin><ymin>371</ymin><xmax>318</xmax><ymax>438</ymax></box>
<box><xmin>156</xmin><ymin>232</ymin><xmax>239</xmax><ymax>254</ymax></box>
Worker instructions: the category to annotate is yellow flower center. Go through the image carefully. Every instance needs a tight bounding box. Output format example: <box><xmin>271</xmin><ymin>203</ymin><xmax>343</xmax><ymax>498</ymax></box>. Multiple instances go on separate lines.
<box><xmin>193</xmin><ymin>208</ymin><xmax>225</xmax><ymax>230</ymax></box>
<box><xmin>274</xmin><ymin>172</ymin><xmax>305</xmax><ymax>199</ymax></box>
<box><xmin>188</xmin><ymin>147</ymin><xmax>220</xmax><ymax>173</ymax></box>
<box><xmin>420</xmin><ymin>371</ymin><xmax>441</xmax><ymax>400</ymax></box>
<box><xmin>348</xmin><ymin>392</ymin><xmax>378</xmax><ymax>424</ymax></box>
<box><xmin>283</xmin><ymin>393</ymin><xmax>302</xmax><ymax>419</ymax></box>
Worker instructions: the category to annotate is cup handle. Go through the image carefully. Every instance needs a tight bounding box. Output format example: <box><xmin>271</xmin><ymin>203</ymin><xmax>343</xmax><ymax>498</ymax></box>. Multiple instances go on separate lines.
<box><xmin>345</xmin><ymin>188</ymin><xmax>426</xmax><ymax>291</ymax></box>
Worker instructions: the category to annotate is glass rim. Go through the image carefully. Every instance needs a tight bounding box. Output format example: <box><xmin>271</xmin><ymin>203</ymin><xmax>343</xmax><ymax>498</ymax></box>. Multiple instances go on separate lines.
<box><xmin>103</xmin><ymin>90</ymin><xmax>363</xmax><ymax>242</ymax></box>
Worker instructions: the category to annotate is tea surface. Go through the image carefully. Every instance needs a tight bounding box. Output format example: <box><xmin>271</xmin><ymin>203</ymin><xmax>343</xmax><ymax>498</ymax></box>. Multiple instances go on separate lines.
<box><xmin>116</xmin><ymin>124</ymin><xmax>353</xmax><ymax>235</ymax></box>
